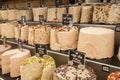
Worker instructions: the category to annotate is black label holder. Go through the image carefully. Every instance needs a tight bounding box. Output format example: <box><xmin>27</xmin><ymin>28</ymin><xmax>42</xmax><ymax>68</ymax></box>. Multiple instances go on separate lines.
<box><xmin>17</xmin><ymin>39</ymin><xmax>23</xmax><ymax>52</ymax></box>
<box><xmin>39</xmin><ymin>15</ymin><xmax>44</xmax><ymax>25</ymax></box>
<box><xmin>55</xmin><ymin>0</ymin><xmax>62</xmax><ymax>7</ymax></box>
<box><xmin>62</xmin><ymin>14</ymin><xmax>73</xmax><ymax>26</ymax></box>
<box><xmin>35</xmin><ymin>44</ymin><xmax>47</xmax><ymax>57</ymax></box>
<box><xmin>115</xmin><ymin>24</ymin><xmax>120</xmax><ymax>32</ymax></box>
<box><xmin>68</xmin><ymin>50</ymin><xmax>86</xmax><ymax>69</ymax></box>
<box><xmin>40</xmin><ymin>0</ymin><xmax>44</xmax><ymax>7</ymax></box>
<box><xmin>21</xmin><ymin>16</ymin><xmax>27</xmax><ymax>26</ymax></box>
<box><xmin>2</xmin><ymin>36</ymin><xmax>7</xmax><ymax>47</ymax></box>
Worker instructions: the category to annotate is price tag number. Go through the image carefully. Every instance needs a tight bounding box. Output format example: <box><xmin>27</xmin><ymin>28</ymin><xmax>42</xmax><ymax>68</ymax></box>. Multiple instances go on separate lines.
<box><xmin>102</xmin><ymin>65</ymin><xmax>110</xmax><ymax>73</ymax></box>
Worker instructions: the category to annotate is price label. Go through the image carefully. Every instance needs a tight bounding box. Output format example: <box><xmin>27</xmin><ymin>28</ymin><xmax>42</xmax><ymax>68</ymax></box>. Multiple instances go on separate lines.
<box><xmin>55</xmin><ymin>0</ymin><xmax>62</xmax><ymax>7</ymax></box>
<box><xmin>69</xmin><ymin>50</ymin><xmax>86</xmax><ymax>68</ymax></box>
<box><xmin>5</xmin><ymin>4</ymin><xmax>9</xmax><ymax>10</ymax></box>
<box><xmin>115</xmin><ymin>25</ymin><xmax>120</xmax><ymax>32</ymax></box>
<box><xmin>2</xmin><ymin>36</ymin><xmax>7</xmax><ymax>47</ymax></box>
<box><xmin>102</xmin><ymin>65</ymin><xmax>110</xmax><ymax>73</ymax></box>
<box><xmin>39</xmin><ymin>15</ymin><xmax>44</xmax><ymax>24</ymax></box>
<box><xmin>62</xmin><ymin>14</ymin><xmax>73</xmax><ymax>25</ymax></box>
<box><xmin>21</xmin><ymin>16</ymin><xmax>26</xmax><ymax>25</ymax></box>
<box><xmin>18</xmin><ymin>39</ymin><xmax>23</xmax><ymax>52</ymax></box>
<box><xmin>35</xmin><ymin>44</ymin><xmax>47</xmax><ymax>57</ymax></box>
<box><xmin>40</xmin><ymin>0</ymin><xmax>44</xmax><ymax>7</ymax></box>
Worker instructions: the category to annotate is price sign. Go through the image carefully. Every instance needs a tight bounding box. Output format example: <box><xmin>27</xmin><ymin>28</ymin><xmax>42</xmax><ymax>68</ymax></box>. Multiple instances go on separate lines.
<box><xmin>21</xmin><ymin>16</ymin><xmax>26</xmax><ymax>25</ymax></box>
<box><xmin>40</xmin><ymin>0</ymin><xmax>44</xmax><ymax>7</ymax></box>
<box><xmin>35</xmin><ymin>44</ymin><xmax>47</xmax><ymax>57</ymax></box>
<box><xmin>39</xmin><ymin>15</ymin><xmax>44</xmax><ymax>25</ymax></box>
<box><xmin>18</xmin><ymin>39</ymin><xmax>23</xmax><ymax>52</ymax></box>
<box><xmin>115</xmin><ymin>25</ymin><xmax>120</xmax><ymax>32</ymax></box>
<box><xmin>69</xmin><ymin>50</ymin><xmax>86</xmax><ymax>69</ymax></box>
<box><xmin>62</xmin><ymin>14</ymin><xmax>73</xmax><ymax>25</ymax></box>
<box><xmin>2</xmin><ymin>36</ymin><xmax>7</xmax><ymax>47</ymax></box>
<box><xmin>55</xmin><ymin>0</ymin><xmax>62</xmax><ymax>7</ymax></box>
<box><xmin>5</xmin><ymin>4</ymin><xmax>9</xmax><ymax>10</ymax></box>
<box><xmin>102</xmin><ymin>65</ymin><xmax>110</xmax><ymax>73</ymax></box>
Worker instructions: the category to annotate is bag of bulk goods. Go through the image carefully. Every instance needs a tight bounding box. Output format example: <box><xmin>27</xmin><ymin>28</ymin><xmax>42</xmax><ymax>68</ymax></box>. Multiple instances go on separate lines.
<box><xmin>20</xmin><ymin>56</ymin><xmax>56</xmax><ymax>80</ymax></box>
<box><xmin>50</xmin><ymin>26</ymin><xmax>78</xmax><ymax>51</ymax></box>
<box><xmin>47</xmin><ymin>7</ymin><xmax>56</xmax><ymax>22</ymax></box>
<box><xmin>32</xmin><ymin>7</ymin><xmax>47</xmax><ymax>21</ymax></box>
<box><xmin>7</xmin><ymin>9</ymin><xmax>18</xmax><ymax>21</ymax></box>
<box><xmin>93</xmin><ymin>4</ymin><xmax>111</xmax><ymax>24</ymax></box>
<box><xmin>1</xmin><ymin>49</ymin><xmax>31</xmax><ymax>77</ymax></box>
<box><xmin>47</xmin><ymin>7</ymin><xmax>67</xmax><ymax>22</ymax></box>
<box><xmin>53</xmin><ymin>64</ymin><xmax>96</xmax><ymax>80</ymax></box>
<box><xmin>0</xmin><ymin>10</ymin><xmax>8</xmax><ymax>21</ymax></box>
<box><xmin>0</xmin><ymin>44</ymin><xmax>11</xmax><ymax>66</ymax></box>
<box><xmin>1</xmin><ymin>21</ymin><xmax>19</xmax><ymax>38</ymax></box>
<box><xmin>107</xmin><ymin>4</ymin><xmax>120</xmax><ymax>24</ymax></box>
<box><xmin>28</xmin><ymin>26</ymin><xmax>35</xmax><ymax>45</ymax></box>
<box><xmin>14</xmin><ymin>24</ymin><xmax>29</xmax><ymax>41</ymax></box>
<box><xmin>17</xmin><ymin>9</ymin><xmax>32</xmax><ymax>21</ymax></box>
<box><xmin>28</xmin><ymin>25</ymin><xmax>51</xmax><ymax>45</ymax></box>
<box><xmin>80</xmin><ymin>5</ymin><xmax>93</xmax><ymax>23</ymax></box>
<box><xmin>56</xmin><ymin>7</ymin><xmax>67</xmax><ymax>22</ymax></box>
<box><xmin>34</xmin><ymin>25</ymin><xmax>51</xmax><ymax>44</ymax></box>
<box><xmin>68</xmin><ymin>5</ymin><xmax>81</xmax><ymax>23</ymax></box>
<box><xmin>77</xmin><ymin>27</ymin><xmax>114</xmax><ymax>59</ymax></box>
